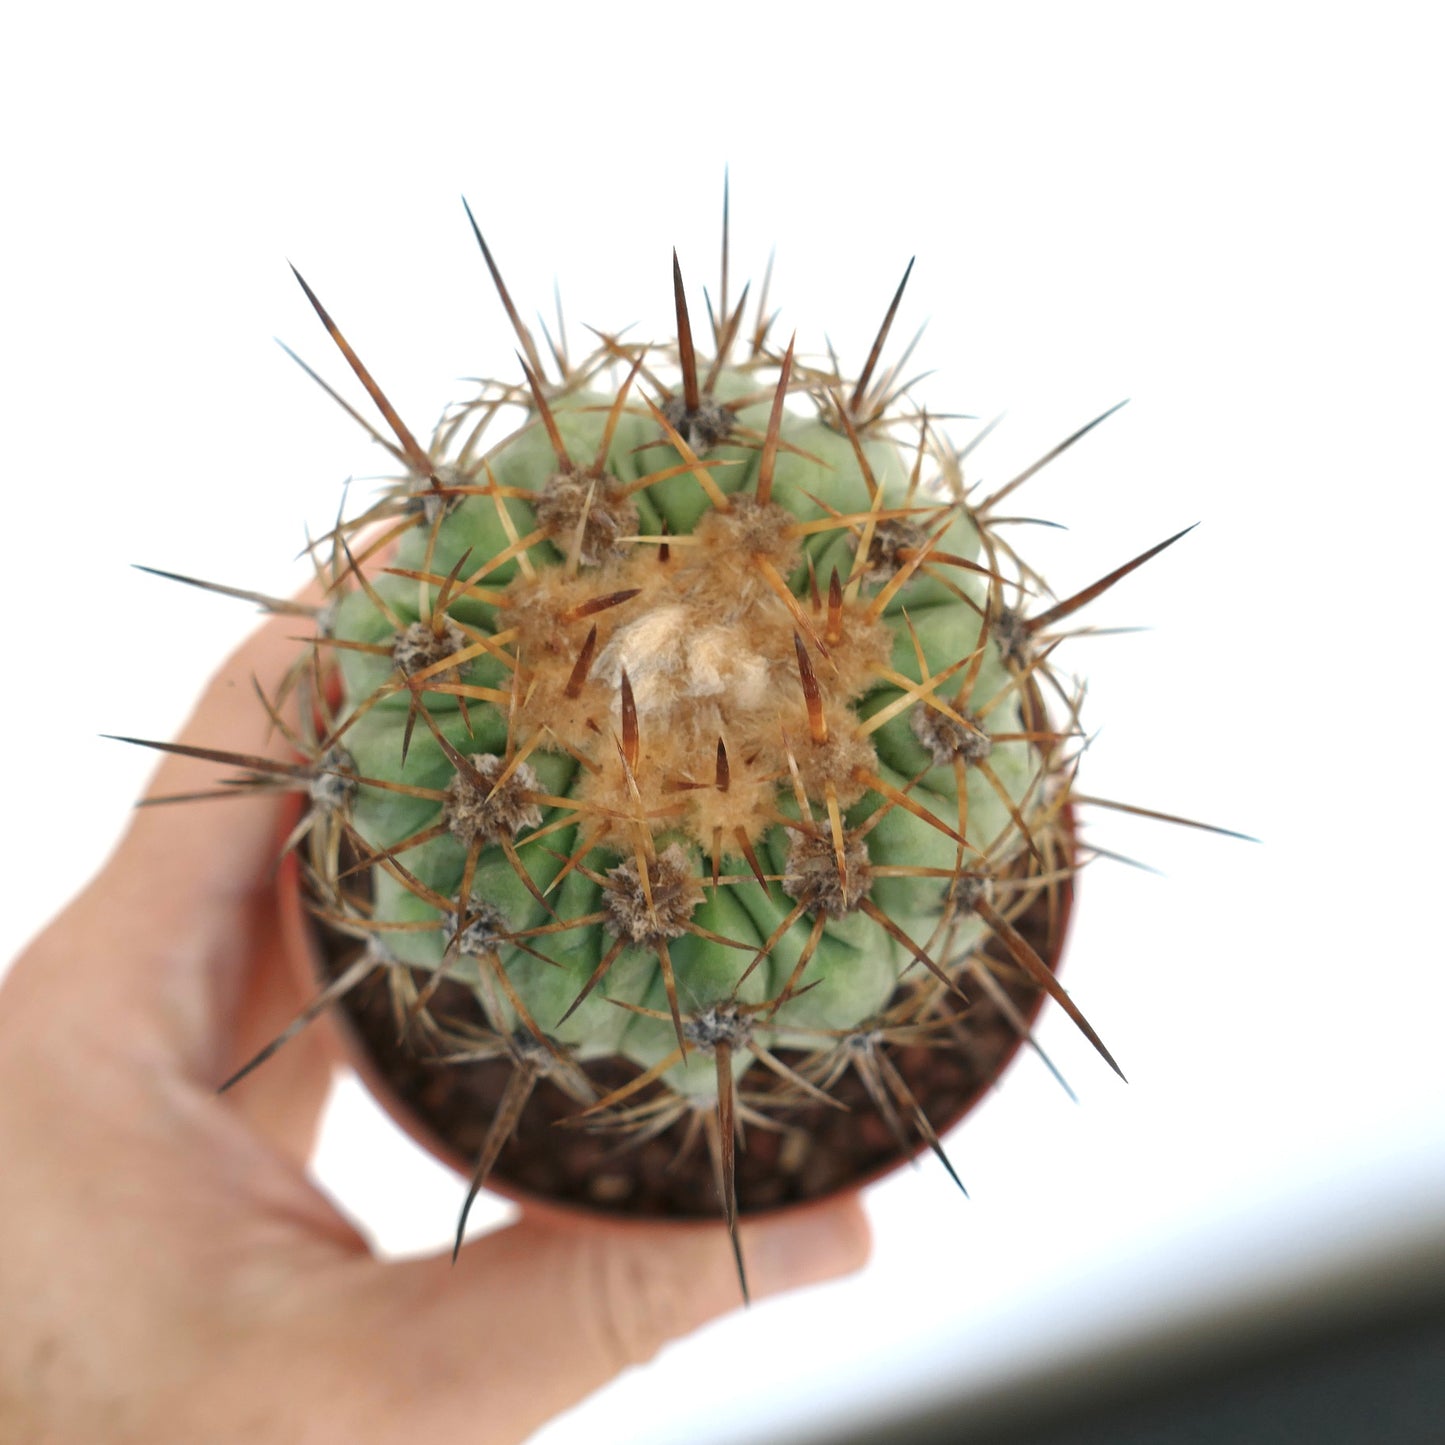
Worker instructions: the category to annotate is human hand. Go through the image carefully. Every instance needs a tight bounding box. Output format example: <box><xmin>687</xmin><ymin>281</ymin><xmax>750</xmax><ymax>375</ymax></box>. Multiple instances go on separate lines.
<box><xmin>0</xmin><ymin>612</ymin><xmax>871</xmax><ymax>1444</ymax></box>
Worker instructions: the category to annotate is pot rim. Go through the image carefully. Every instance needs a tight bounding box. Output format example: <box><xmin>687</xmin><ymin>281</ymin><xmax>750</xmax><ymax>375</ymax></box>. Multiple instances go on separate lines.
<box><xmin>275</xmin><ymin>803</ymin><xmax>1078</xmax><ymax>1229</ymax></box>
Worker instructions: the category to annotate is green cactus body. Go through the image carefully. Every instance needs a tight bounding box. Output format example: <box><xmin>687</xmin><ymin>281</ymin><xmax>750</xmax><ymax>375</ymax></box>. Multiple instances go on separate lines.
<box><xmin>323</xmin><ymin>363</ymin><xmax>1041</xmax><ymax>1105</ymax></box>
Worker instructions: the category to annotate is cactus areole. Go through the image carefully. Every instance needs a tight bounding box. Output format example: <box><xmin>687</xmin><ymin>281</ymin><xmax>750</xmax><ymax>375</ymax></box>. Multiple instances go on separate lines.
<box><xmin>125</xmin><ymin>195</ymin><xmax>1204</xmax><ymax>1286</ymax></box>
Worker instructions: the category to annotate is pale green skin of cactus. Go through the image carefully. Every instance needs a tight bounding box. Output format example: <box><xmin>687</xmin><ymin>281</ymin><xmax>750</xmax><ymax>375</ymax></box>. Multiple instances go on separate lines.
<box><xmin>328</xmin><ymin>376</ymin><xmax>1036</xmax><ymax>1097</ymax></box>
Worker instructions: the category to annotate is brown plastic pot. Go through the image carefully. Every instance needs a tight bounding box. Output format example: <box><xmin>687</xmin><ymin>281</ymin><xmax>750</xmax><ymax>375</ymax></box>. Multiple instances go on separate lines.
<box><xmin>277</xmin><ymin>804</ymin><xmax>1077</xmax><ymax>1227</ymax></box>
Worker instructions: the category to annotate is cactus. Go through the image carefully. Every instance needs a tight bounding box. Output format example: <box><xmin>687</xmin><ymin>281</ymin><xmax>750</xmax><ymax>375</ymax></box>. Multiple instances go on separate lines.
<box><xmin>118</xmin><ymin>189</ymin><xmax>1227</xmax><ymax>1295</ymax></box>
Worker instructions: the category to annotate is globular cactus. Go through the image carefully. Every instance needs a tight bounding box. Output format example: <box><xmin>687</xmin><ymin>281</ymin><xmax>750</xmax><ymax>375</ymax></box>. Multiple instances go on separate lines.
<box><xmin>121</xmin><ymin>190</ymin><xmax>1217</xmax><ymax>1294</ymax></box>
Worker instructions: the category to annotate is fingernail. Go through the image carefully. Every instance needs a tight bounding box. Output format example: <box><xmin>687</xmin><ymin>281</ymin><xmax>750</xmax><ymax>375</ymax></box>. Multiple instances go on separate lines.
<box><xmin>745</xmin><ymin>1197</ymin><xmax>872</xmax><ymax>1298</ymax></box>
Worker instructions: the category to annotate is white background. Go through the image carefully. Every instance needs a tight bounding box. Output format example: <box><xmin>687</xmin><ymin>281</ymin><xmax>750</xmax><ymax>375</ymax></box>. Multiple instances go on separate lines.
<box><xmin>3</xmin><ymin>4</ymin><xmax>1442</xmax><ymax>1441</ymax></box>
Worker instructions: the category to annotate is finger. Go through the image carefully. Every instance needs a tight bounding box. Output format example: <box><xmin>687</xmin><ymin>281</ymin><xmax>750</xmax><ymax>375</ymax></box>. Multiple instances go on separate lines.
<box><xmin>324</xmin><ymin>1198</ymin><xmax>872</xmax><ymax>1441</ymax></box>
<box><xmin>219</xmin><ymin>892</ymin><xmax>336</xmax><ymax>1167</ymax></box>
<box><xmin>18</xmin><ymin>608</ymin><xmax>314</xmax><ymax>1077</ymax></box>
<box><xmin>114</xmin><ymin>607</ymin><xmax>312</xmax><ymax>941</ymax></box>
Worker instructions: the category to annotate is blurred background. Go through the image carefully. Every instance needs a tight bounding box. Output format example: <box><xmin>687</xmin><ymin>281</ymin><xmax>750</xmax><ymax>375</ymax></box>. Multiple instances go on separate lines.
<box><xmin>3</xmin><ymin>3</ymin><xmax>1441</xmax><ymax>1440</ymax></box>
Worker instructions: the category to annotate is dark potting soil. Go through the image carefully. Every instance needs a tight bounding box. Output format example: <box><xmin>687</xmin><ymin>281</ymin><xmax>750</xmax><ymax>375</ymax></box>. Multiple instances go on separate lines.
<box><xmin>315</xmin><ymin>859</ymin><xmax>1073</xmax><ymax>1221</ymax></box>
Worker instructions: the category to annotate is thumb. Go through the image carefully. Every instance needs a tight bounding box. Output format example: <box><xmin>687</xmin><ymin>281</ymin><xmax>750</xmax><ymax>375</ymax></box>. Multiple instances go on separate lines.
<box><xmin>341</xmin><ymin>1200</ymin><xmax>871</xmax><ymax>1442</ymax></box>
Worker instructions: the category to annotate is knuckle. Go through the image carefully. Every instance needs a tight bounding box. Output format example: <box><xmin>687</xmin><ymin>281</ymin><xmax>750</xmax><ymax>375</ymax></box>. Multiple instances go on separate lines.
<box><xmin>580</xmin><ymin>1236</ymin><xmax>702</xmax><ymax>1372</ymax></box>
